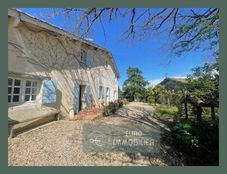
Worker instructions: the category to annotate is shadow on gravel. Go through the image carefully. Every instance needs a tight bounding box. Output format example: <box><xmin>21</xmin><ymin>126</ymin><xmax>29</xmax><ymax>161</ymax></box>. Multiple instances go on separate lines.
<box><xmin>111</xmin><ymin>104</ymin><xmax>185</xmax><ymax>166</ymax></box>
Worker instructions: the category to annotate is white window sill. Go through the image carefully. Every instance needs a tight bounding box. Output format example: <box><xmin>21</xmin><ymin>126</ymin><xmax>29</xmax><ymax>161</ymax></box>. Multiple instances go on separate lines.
<box><xmin>8</xmin><ymin>101</ymin><xmax>41</xmax><ymax>112</ymax></box>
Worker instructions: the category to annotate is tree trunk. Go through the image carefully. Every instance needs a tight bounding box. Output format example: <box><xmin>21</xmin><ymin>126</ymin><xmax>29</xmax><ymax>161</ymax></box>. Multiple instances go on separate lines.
<box><xmin>184</xmin><ymin>102</ymin><xmax>188</xmax><ymax>119</ymax></box>
<box><xmin>211</xmin><ymin>106</ymin><xmax>215</xmax><ymax>121</ymax></box>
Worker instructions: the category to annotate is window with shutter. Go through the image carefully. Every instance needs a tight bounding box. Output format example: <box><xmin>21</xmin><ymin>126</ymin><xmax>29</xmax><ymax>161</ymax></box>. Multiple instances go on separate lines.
<box><xmin>99</xmin><ymin>86</ymin><xmax>103</xmax><ymax>99</ymax></box>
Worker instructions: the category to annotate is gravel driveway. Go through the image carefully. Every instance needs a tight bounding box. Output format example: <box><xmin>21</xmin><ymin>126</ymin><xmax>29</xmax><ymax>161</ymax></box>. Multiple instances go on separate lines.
<box><xmin>8</xmin><ymin>102</ymin><xmax>185</xmax><ymax>166</ymax></box>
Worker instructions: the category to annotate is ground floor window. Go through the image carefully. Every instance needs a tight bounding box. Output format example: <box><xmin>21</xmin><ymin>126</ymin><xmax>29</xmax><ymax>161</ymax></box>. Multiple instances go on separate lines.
<box><xmin>8</xmin><ymin>77</ymin><xmax>39</xmax><ymax>105</ymax></box>
<box><xmin>8</xmin><ymin>78</ymin><xmax>21</xmax><ymax>103</ymax></box>
<box><xmin>99</xmin><ymin>86</ymin><xmax>104</xmax><ymax>99</ymax></box>
<box><xmin>25</xmin><ymin>80</ymin><xmax>38</xmax><ymax>101</ymax></box>
<box><xmin>106</xmin><ymin>87</ymin><xmax>110</xmax><ymax>103</ymax></box>
<box><xmin>113</xmin><ymin>90</ymin><xmax>117</xmax><ymax>100</ymax></box>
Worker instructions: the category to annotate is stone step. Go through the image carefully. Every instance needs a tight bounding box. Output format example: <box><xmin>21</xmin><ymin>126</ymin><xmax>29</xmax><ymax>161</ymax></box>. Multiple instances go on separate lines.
<box><xmin>74</xmin><ymin>108</ymin><xmax>103</xmax><ymax>120</ymax></box>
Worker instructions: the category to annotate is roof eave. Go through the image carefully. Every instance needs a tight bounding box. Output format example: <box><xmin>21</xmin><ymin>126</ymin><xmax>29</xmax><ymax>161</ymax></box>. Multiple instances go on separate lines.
<box><xmin>8</xmin><ymin>8</ymin><xmax>120</xmax><ymax>78</ymax></box>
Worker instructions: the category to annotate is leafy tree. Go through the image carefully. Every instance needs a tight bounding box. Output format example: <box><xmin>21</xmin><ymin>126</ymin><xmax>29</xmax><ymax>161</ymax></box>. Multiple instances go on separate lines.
<box><xmin>146</xmin><ymin>84</ymin><xmax>184</xmax><ymax>106</ymax></box>
<box><xmin>186</xmin><ymin>62</ymin><xmax>219</xmax><ymax>102</ymax></box>
<box><xmin>146</xmin><ymin>87</ymin><xmax>155</xmax><ymax>104</ymax></box>
<box><xmin>118</xmin><ymin>87</ymin><xmax>124</xmax><ymax>100</ymax></box>
<box><xmin>146</xmin><ymin>85</ymin><xmax>166</xmax><ymax>105</ymax></box>
<box><xmin>123</xmin><ymin>67</ymin><xmax>149</xmax><ymax>101</ymax></box>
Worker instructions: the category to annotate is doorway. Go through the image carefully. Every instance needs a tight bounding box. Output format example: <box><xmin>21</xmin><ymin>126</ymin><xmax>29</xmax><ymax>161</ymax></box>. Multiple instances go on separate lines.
<box><xmin>79</xmin><ymin>85</ymin><xmax>86</xmax><ymax>111</ymax></box>
<box><xmin>73</xmin><ymin>84</ymin><xmax>86</xmax><ymax>114</ymax></box>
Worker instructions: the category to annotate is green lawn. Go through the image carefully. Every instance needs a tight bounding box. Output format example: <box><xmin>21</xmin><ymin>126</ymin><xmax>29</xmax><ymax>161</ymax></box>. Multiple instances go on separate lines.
<box><xmin>154</xmin><ymin>104</ymin><xmax>178</xmax><ymax>120</ymax></box>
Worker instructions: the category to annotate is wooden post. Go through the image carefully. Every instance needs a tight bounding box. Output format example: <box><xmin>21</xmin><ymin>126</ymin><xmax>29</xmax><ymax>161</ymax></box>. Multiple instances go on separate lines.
<box><xmin>197</xmin><ymin>106</ymin><xmax>202</xmax><ymax>121</ymax></box>
<box><xmin>184</xmin><ymin>102</ymin><xmax>188</xmax><ymax>119</ymax></box>
<box><xmin>211</xmin><ymin>106</ymin><xmax>215</xmax><ymax>121</ymax></box>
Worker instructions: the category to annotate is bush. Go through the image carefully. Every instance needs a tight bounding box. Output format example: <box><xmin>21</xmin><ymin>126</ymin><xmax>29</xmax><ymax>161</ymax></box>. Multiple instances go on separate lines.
<box><xmin>172</xmin><ymin>123</ymin><xmax>199</xmax><ymax>150</ymax></box>
<box><xmin>117</xmin><ymin>99</ymin><xmax>124</xmax><ymax>108</ymax></box>
<box><xmin>171</xmin><ymin>120</ymin><xmax>219</xmax><ymax>165</ymax></box>
<box><xmin>102</xmin><ymin>100</ymin><xmax>124</xmax><ymax>117</ymax></box>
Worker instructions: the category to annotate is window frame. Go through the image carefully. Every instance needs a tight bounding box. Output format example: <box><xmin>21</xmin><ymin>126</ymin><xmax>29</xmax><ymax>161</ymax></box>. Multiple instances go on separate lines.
<box><xmin>24</xmin><ymin>80</ymin><xmax>39</xmax><ymax>102</ymax></box>
<box><xmin>98</xmin><ymin>86</ymin><xmax>103</xmax><ymax>99</ymax></box>
<box><xmin>113</xmin><ymin>90</ymin><xmax>117</xmax><ymax>100</ymax></box>
<box><xmin>8</xmin><ymin>77</ymin><xmax>40</xmax><ymax>106</ymax></box>
<box><xmin>8</xmin><ymin>78</ymin><xmax>22</xmax><ymax>104</ymax></box>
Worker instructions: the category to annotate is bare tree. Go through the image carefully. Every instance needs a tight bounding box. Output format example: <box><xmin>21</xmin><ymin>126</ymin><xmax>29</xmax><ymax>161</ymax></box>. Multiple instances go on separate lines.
<box><xmin>47</xmin><ymin>8</ymin><xmax>219</xmax><ymax>56</ymax></box>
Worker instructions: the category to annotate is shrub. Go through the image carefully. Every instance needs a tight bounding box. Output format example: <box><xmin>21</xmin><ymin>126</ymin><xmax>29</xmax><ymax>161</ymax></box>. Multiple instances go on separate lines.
<box><xmin>172</xmin><ymin>123</ymin><xmax>199</xmax><ymax>150</ymax></box>
<box><xmin>171</xmin><ymin>120</ymin><xmax>219</xmax><ymax>165</ymax></box>
<box><xmin>117</xmin><ymin>100</ymin><xmax>124</xmax><ymax>108</ymax></box>
<box><xmin>102</xmin><ymin>100</ymin><xmax>124</xmax><ymax>117</ymax></box>
<box><xmin>103</xmin><ymin>106</ymin><xmax>112</xmax><ymax>116</ymax></box>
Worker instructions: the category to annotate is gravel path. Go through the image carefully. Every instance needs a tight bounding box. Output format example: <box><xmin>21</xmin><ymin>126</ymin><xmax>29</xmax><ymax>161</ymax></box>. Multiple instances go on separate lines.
<box><xmin>8</xmin><ymin>102</ymin><xmax>185</xmax><ymax>166</ymax></box>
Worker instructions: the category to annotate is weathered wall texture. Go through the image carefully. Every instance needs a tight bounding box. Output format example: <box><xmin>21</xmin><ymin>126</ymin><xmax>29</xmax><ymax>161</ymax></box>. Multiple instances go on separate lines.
<box><xmin>8</xmin><ymin>16</ymin><xmax>118</xmax><ymax>117</ymax></box>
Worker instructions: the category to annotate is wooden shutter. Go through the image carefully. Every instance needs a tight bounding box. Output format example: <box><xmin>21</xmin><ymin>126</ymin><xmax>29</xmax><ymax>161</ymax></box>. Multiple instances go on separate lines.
<box><xmin>42</xmin><ymin>80</ymin><xmax>57</xmax><ymax>104</ymax></box>
<box><xmin>73</xmin><ymin>83</ymin><xmax>80</xmax><ymax>113</ymax></box>
<box><xmin>103</xmin><ymin>87</ymin><xmax>106</xmax><ymax>104</ymax></box>
<box><xmin>86</xmin><ymin>51</ymin><xmax>91</xmax><ymax>67</ymax></box>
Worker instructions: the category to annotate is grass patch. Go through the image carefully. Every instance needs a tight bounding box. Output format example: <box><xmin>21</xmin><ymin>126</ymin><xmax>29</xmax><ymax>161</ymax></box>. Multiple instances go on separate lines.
<box><xmin>154</xmin><ymin>104</ymin><xmax>178</xmax><ymax>120</ymax></box>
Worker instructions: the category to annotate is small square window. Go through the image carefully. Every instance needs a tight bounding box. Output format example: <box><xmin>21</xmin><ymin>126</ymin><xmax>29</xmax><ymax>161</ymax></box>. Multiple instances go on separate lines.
<box><xmin>13</xmin><ymin>95</ymin><xmax>19</xmax><ymax>102</ymax></box>
<box><xmin>25</xmin><ymin>88</ymin><xmax>31</xmax><ymax>94</ymax></box>
<box><xmin>32</xmin><ymin>81</ymin><xmax>38</xmax><ymax>87</ymax></box>
<box><xmin>25</xmin><ymin>95</ymin><xmax>30</xmax><ymax>101</ymax></box>
<box><xmin>31</xmin><ymin>95</ymin><xmax>36</xmax><ymax>101</ymax></box>
<box><xmin>8</xmin><ymin>79</ymin><xmax>12</xmax><ymax>86</ymax></box>
<box><xmin>26</xmin><ymin>81</ymin><xmax>31</xmax><ymax>87</ymax></box>
<box><xmin>8</xmin><ymin>87</ymin><xmax>12</xmax><ymax>94</ymax></box>
<box><xmin>32</xmin><ymin>88</ymin><xmax>37</xmax><ymax>94</ymax></box>
<box><xmin>13</xmin><ymin>87</ymin><xmax>20</xmax><ymax>94</ymax></box>
<box><xmin>14</xmin><ymin>79</ymin><xmax>21</xmax><ymax>86</ymax></box>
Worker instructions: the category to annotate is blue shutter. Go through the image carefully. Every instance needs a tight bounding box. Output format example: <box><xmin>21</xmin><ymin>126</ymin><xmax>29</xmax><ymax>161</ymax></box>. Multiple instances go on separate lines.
<box><xmin>85</xmin><ymin>85</ymin><xmax>91</xmax><ymax>110</ymax></box>
<box><xmin>86</xmin><ymin>51</ymin><xmax>91</xmax><ymax>67</ymax></box>
<box><xmin>42</xmin><ymin>80</ymin><xmax>57</xmax><ymax>104</ymax></box>
<box><xmin>103</xmin><ymin>87</ymin><xmax>106</xmax><ymax>104</ymax></box>
<box><xmin>73</xmin><ymin>83</ymin><xmax>80</xmax><ymax>113</ymax></box>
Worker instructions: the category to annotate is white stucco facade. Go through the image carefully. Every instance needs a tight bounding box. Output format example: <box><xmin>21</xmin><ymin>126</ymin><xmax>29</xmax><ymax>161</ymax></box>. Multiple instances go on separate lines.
<box><xmin>8</xmin><ymin>9</ymin><xmax>119</xmax><ymax>118</ymax></box>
